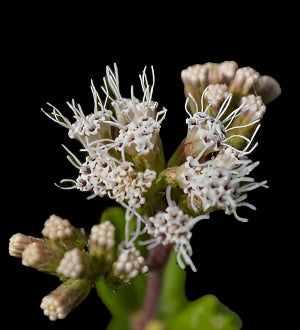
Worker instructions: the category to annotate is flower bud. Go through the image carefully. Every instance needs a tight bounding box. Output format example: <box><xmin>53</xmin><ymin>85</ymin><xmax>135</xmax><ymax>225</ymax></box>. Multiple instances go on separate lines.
<box><xmin>40</xmin><ymin>278</ymin><xmax>91</xmax><ymax>321</ymax></box>
<box><xmin>229</xmin><ymin>67</ymin><xmax>281</xmax><ymax>104</ymax></box>
<box><xmin>88</xmin><ymin>221</ymin><xmax>115</xmax><ymax>260</ymax></box>
<box><xmin>9</xmin><ymin>233</ymin><xmax>43</xmax><ymax>258</ymax></box>
<box><xmin>114</xmin><ymin>242</ymin><xmax>148</xmax><ymax>280</ymax></box>
<box><xmin>181</xmin><ymin>61</ymin><xmax>238</xmax><ymax>113</ymax></box>
<box><xmin>225</xmin><ymin>95</ymin><xmax>266</xmax><ymax>151</ymax></box>
<box><xmin>42</xmin><ymin>215</ymin><xmax>87</xmax><ymax>249</ymax></box>
<box><xmin>106</xmin><ymin>242</ymin><xmax>148</xmax><ymax>290</ymax></box>
<box><xmin>56</xmin><ymin>248</ymin><xmax>87</xmax><ymax>279</ymax></box>
<box><xmin>22</xmin><ymin>240</ymin><xmax>65</xmax><ymax>274</ymax></box>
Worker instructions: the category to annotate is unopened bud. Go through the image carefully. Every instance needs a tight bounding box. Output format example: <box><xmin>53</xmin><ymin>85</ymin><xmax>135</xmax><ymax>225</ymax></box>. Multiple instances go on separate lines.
<box><xmin>22</xmin><ymin>241</ymin><xmax>64</xmax><ymax>274</ymax></box>
<box><xmin>181</xmin><ymin>61</ymin><xmax>238</xmax><ymax>113</ymax></box>
<box><xmin>42</xmin><ymin>215</ymin><xmax>87</xmax><ymax>249</ymax></box>
<box><xmin>229</xmin><ymin>67</ymin><xmax>260</xmax><ymax>95</ymax></box>
<box><xmin>229</xmin><ymin>67</ymin><xmax>281</xmax><ymax>104</ymax></box>
<box><xmin>56</xmin><ymin>248</ymin><xmax>87</xmax><ymax>279</ymax></box>
<box><xmin>9</xmin><ymin>233</ymin><xmax>43</xmax><ymax>258</ymax></box>
<box><xmin>225</xmin><ymin>95</ymin><xmax>265</xmax><ymax>151</ymax></box>
<box><xmin>114</xmin><ymin>243</ymin><xmax>148</xmax><ymax>280</ymax></box>
<box><xmin>40</xmin><ymin>278</ymin><xmax>91</xmax><ymax>321</ymax></box>
<box><xmin>88</xmin><ymin>221</ymin><xmax>115</xmax><ymax>259</ymax></box>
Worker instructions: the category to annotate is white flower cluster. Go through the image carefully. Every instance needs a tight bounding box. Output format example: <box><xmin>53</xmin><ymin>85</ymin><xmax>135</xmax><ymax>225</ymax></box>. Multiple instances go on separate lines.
<box><xmin>174</xmin><ymin>62</ymin><xmax>271</xmax><ymax>226</ymax></box>
<box><xmin>184</xmin><ymin>89</ymin><xmax>265</xmax><ymax>160</ymax></box>
<box><xmin>177</xmin><ymin>151</ymin><xmax>268</xmax><ymax>222</ymax></box>
<box><xmin>186</xmin><ymin>111</ymin><xmax>227</xmax><ymax>156</ymax></box>
<box><xmin>43</xmin><ymin>65</ymin><xmax>166</xmax><ymax>241</ymax></box>
<box><xmin>38</xmin><ymin>62</ymin><xmax>280</xmax><ymax>275</ymax></box>
<box><xmin>143</xmin><ymin>186</ymin><xmax>209</xmax><ymax>272</ymax></box>
<box><xmin>76</xmin><ymin>158</ymin><xmax>156</xmax><ymax>208</ymax></box>
<box><xmin>115</xmin><ymin>115</ymin><xmax>161</xmax><ymax>156</ymax></box>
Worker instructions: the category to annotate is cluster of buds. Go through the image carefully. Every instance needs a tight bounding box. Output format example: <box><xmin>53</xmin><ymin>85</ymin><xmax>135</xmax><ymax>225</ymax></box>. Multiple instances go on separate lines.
<box><xmin>9</xmin><ymin>214</ymin><xmax>148</xmax><ymax>320</ymax></box>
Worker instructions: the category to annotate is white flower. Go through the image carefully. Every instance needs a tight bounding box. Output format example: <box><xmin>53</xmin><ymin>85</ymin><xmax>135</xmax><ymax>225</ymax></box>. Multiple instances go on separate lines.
<box><xmin>107</xmin><ymin>162</ymin><xmax>156</xmax><ymax>208</ymax></box>
<box><xmin>142</xmin><ymin>186</ymin><xmax>209</xmax><ymax>272</ymax></box>
<box><xmin>44</xmin><ymin>64</ymin><xmax>162</xmax><ymax>213</ymax></box>
<box><xmin>114</xmin><ymin>115</ymin><xmax>161</xmax><ymax>156</ymax></box>
<box><xmin>104</xmin><ymin>64</ymin><xmax>167</xmax><ymax>126</ymax></box>
<box><xmin>42</xmin><ymin>82</ymin><xmax>113</xmax><ymax>148</ymax></box>
<box><xmin>184</xmin><ymin>89</ymin><xmax>264</xmax><ymax>159</ymax></box>
<box><xmin>176</xmin><ymin>150</ymin><xmax>268</xmax><ymax>221</ymax></box>
<box><xmin>60</xmin><ymin>154</ymin><xmax>156</xmax><ymax>210</ymax></box>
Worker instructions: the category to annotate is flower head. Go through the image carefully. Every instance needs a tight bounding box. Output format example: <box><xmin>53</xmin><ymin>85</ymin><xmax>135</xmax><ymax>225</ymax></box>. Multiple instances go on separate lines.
<box><xmin>43</xmin><ymin>64</ymin><xmax>165</xmax><ymax>221</ymax></box>
<box><xmin>169</xmin><ymin>79</ymin><xmax>269</xmax><ymax>168</ymax></box>
<box><xmin>176</xmin><ymin>150</ymin><xmax>268</xmax><ymax>221</ymax></box>
<box><xmin>143</xmin><ymin>186</ymin><xmax>209</xmax><ymax>272</ymax></box>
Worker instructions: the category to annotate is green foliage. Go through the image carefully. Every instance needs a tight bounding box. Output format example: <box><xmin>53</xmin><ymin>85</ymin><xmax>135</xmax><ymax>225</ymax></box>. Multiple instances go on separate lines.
<box><xmin>166</xmin><ymin>295</ymin><xmax>242</xmax><ymax>330</ymax></box>
<box><xmin>158</xmin><ymin>251</ymin><xmax>188</xmax><ymax>318</ymax></box>
<box><xmin>158</xmin><ymin>251</ymin><xmax>242</xmax><ymax>329</ymax></box>
<box><xmin>95</xmin><ymin>275</ymin><xmax>147</xmax><ymax>329</ymax></box>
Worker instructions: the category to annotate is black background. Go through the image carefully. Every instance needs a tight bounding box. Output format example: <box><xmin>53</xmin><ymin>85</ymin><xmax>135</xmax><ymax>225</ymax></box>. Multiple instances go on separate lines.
<box><xmin>4</xmin><ymin>3</ymin><xmax>296</xmax><ymax>330</ymax></box>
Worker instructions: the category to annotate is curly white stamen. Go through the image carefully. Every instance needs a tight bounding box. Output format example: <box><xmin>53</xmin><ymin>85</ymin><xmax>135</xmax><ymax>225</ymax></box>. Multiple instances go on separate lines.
<box><xmin>143</xmin><ymin>186</ymin><xmax>209</xmax><ymax>272</ymax></box>
<box><xmin>185</xmin><ymin>88</ymin><xmax>266</xmax><ymax>156</ymax></box>
<box><xmin>177</xmin><ymin>152</ymin><xmax>267</xmax><ymax>221</ymax></box>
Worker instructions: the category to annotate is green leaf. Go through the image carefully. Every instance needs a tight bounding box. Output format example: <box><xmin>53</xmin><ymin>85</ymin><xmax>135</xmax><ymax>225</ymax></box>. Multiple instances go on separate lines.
<box><xmin>158</xmin><ymin>250</ymin><xmax>188</xmax><ymax>319</ymax></box>
<box><xmin>106</xmin><ymin>316</ymin><xmax>131</xmax><ymax>330</ymax></box>
<box><xmin>95</xmin><ymin>274</ymin><xmax>147</xmax><ymax>317</ymax></box>
<box><xmin>167</xmin><ymin>294</ymin><xmax>242</xmax><ymax>330</ymax></box>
